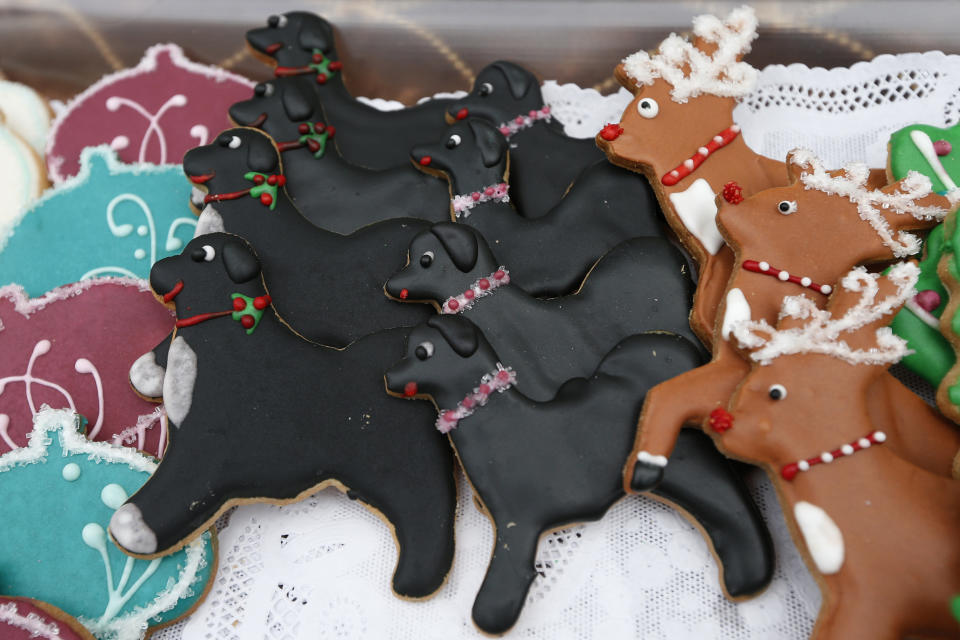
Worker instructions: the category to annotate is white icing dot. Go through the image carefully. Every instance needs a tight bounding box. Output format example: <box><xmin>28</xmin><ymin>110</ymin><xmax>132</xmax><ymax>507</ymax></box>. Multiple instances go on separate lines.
<box><xmin>840</xmin><ymin>444</ymin><xmax>854</xmax><ymax>455</ymax></box>
<box><xmin>62</xmin><ymin>463</ymin><xmax>81</xmax><ymax>482</ymax></box>
<box><xmin>758</xmin><ymin>261</ymin><xmax>770</xmax><ymax>271</ymax></box>
<box><xmin>82</xmin><ymin>522</ymin><xmax>107</xmax><ymax>549</ymax></box>
<box><xmin>109</xmin><ymin>135</ymin><xmax>130</xmax><ymax>150</ymax></box>
<box><xmin>820</xmin><ymin>284</ymin><xmax>832</xmax><ymax>295</ymax></box>
<box><xmin>820</xmin><ymin>452</ymin><xmax>834</xmax><ymax>463</ymax></box>
<box><xmin>873</xmin><ymin>431</ymin><xmax>887</xmax><ymax>442</ymax></box>
<box><xmin>137</xmin><ymin>225</ymin><xmax>148</xmax><ymax>236</ymax></box>
<box><xmin>731</xmin><ymin>124</ymin><xmax>741</xmax><ymax>133</ymax></box>
<box><xmin>698</xmin><ymin>146</ymin><xmax>709</xmax><ymax>156</ymax></box>
<box><xmin>670</xmin><ymin>170</ymin><xmax>680</xmax><ymax>178</ymax></box>
<box><xmin>797</xmin><ymin>460</ymin><xmax>810</xmax><ymax>471</ymax></box>
<box><xmin>801</xmin><ymin>277</ymin><xmax>812</xmax><ymax>287</ymax></box>
<box><xmin>683</xmin><ymin>159</ymin><xmax>694</xmax><ymax>170</ymax></box>
<box><xmin>713</xmin><ymin>135</ymin><xmax>724</xmax><ymax>144</ymax></box>
<box><xmin>101</xmin><ymin>483</ymin><xmax>128</xmax><ymax>510</ymax></box>
<box><xmin>858</xmin><ymin>438</ymin><xmax>871</xmax><ymax>448</ymax></box>
<box><xmin>778</xmin><ymin>271</ymin><xmax>790</xmax><ymax>281</ymax></box>
<box><xmin>134</xmin><ymin>248</ymin><xmax>146</xmax><ymax>260</ymax></box>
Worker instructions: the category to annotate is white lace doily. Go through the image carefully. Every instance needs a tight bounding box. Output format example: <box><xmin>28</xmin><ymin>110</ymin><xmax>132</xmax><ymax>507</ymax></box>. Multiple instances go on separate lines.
<box><xmin>152</xmin><ymin>52</ymin><xmax>960</xmax><ymax>640</ymax></box>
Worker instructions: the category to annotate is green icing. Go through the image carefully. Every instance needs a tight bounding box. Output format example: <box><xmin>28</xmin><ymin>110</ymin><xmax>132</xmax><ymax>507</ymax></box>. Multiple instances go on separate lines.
<box><xmin>952</xmin><ymin>594</ymin><xmax>960</xmax><ymax>623</ymax></box>
<box><xmin>298</xmin><ymin>122</ymin><xmax>330</xmax><ymax>159</ymax></box>
<box><xmin>945</xmin><ymin>211</ymin><xmax>960</xmax><ymax>405</ymax></box>
<box><xmin>231</xmin><ymin>293</ymin><xmax>267</xmax><ymax>335</ymax></box>
<box><xmin>889</xmin><ymin>122</ymin><xmax>960</xmax><ymax>194</ymax></box>
<box><xmin>309</xmin><ymin>49</ymin><xmax>338</xmax><ymax>80</ymax></box>
<box><xmin>244</xmin><ymin>171</ymin><xmax>280</xmax><ymax>210</ymax></box>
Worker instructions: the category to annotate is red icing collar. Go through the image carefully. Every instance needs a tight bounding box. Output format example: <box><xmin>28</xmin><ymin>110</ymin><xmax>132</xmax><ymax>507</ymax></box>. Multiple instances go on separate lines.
<box><xmin>661</xmin><ymin>124</ymin><xmax>740</xmax><ymax>187</ymax></box>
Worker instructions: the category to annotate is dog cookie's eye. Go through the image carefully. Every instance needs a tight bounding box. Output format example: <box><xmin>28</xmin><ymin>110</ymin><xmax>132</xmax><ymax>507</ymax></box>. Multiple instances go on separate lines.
<box><xmin>420</xmin><ymin>251</ymin><xmax>435</xmax><ymax>267</ymax></box>
<box><xmin>637</xmin><ymin>98</ymin><xmax>659</xmax><ymax>118</ymax></box>
<box><xmin>768</xmin><ymin>384</ymin><xmax>787</xmax><ymax>400</ymax></box>
<box><xmin>254</xmin><ymin>83</ymin><xmax>274</xmax><ymax>98</ymax></box>
<box><xmin>415</xmin><ymin>341</ymin><xmax>434</xmax><ymax>360</ymax></box>
<box><xmin>268</xmin><ymin>14</ymin><xmax>287</xmax><ymax>28</ymax></box>
<box><xmin>445</xmin><ymin>134</ymin><xmax>462</xmax><ymax>149</ymax></box>
<box><xmin>228</xmin><ymin>136</ymin><xmax>242</xmax><ymax>149</ymax></box>
<box><xmin>190</xmin><ymin>244</ymin><xmax>216</xmax><ymax>262</ymax></box>
<box><xmin>777</xmin><ymin>200</ymin><xmax>798</xmax><ymax>215</ymax></box>
<box><xmin>478</xmin><ymin>82</ymin><xmax>493</xmax><ymax>97</ymax></box>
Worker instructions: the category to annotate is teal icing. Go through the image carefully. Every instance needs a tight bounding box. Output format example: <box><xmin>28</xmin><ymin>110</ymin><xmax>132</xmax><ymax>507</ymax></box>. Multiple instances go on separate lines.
<box><xmin>0</xmin><ymin>146</ymin><xmax>198</xmax><ymax>297</ymax></box>
<box><xmin>0</xmin><ymin>409</ymin><xmax>213</xmax><ymax>640</ymax></box>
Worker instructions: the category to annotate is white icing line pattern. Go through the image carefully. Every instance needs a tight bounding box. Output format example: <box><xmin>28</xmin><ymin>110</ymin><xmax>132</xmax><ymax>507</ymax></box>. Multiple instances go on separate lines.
<box><xmin>909</xmin><ymin>129</ymin><xmax>960</xmax><ymax>204</ymax></box>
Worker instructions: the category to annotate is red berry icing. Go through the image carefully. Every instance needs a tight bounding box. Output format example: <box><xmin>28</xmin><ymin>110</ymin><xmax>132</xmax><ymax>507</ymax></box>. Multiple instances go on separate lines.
<box><xmin>233</xmin><ymin>297</ymin><xmax>247</xmax><ymax>311</ymax></box>
<box><xmin>399</xmin><ymin>288</ymin><xmax>409</xmax><ymax>300</ymax></box>
<box><xmin>253</xmin><ymin>295</ymin><xmax>270</xmax><ymax>310</ymax></box>
<box><xmin>298</xmin><ymin>123</ymin><xmax>310</xmax><ymax>134</ymax></box>
<box><xmin>934</xmin><ymin>139</ymin><xmax>952</xmax><ymax>156</ymax></box>
<box><xmin>478</xmin><ymin>279</ymin><xmax>490</xmax><ymax>290</ymax></box>
<box><xmin>471</xmin><ymin>192</ymin><xmax>481</xmax><ymax>201</ymax></box>
<box><xmin>915</xmin><ymin>289</ymin><xmax>942</xmax><ymax>312</ymax></box>
<box><xmin>722</xmin><ymin>181</ymin><xmax>744</xmax><ymax>204</ymax></box>
<box><xmin>316</xmin><ymin>73</ymin><xmax>328</xmax><ymax>84</ymax></box>
<box><xmin>312</xmin><ymin>53</ymin><xmax>324</xmax><ymax>63</ymax></box>
<box><xmin>260</xmin><ymin>193</ymin><xmax>273</xmax><ymax>206</ymax></box>
<box><xmin>464</xmin><ymin>289</ymin><xmax>475</xmax><ymax>300</ymax></box>
<box><xmin>329</xmin><ymin>61</ymin><xmax>343</xmax><ymax>71</ymax></box>
<box><xmin>478</xmin><ymin>384</ymin><xmax>491</xmax><ymax>395</ymax></box>
<box><xmin>253</xmin><ymin>174</ymin><xmax>265</xmax><ymax>185</ymax></box>
<box><xmin>494</xmin><ymin>270</ymin><xmax>506</xmax><ymax>280</ymax></box>
<box><xmin>240</xmin><ymin>315</ymin><xmax>255</xmax><ymax>329</ymax></box>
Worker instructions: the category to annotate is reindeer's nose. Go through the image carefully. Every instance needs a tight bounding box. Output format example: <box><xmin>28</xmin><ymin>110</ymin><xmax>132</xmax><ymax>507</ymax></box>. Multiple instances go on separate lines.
<box><xmin>599</xmin><ymin>123</ymin><xmax>624</xmax><ymax>141</ymax></box>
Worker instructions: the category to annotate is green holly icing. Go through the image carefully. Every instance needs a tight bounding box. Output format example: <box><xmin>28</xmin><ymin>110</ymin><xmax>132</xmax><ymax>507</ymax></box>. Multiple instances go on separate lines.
<box><xmin>952</xmin><ymin>594</ymin><xmax>960</xmax><ymax>623</ymax></box>
<box><xmin>889</xmin><ymin>224</ymin><xmax>954</xmax><ymax>385</ymax></box>
<box><xmin>298</xmin><ymin>122</ymin><xmax>330</xmax><ymax>159</ymax></box>
<box><xmin>308</xmin><ymin>49</ymin><xmax>338</xmax><ymax>80</ymax></box>
<box><xmin>244</xmin><ymin>172</ymin><xmax>280</xmax><ymax>210</ymax></box>
<box><xmin>231</xmin><ymin>293</ymin><xmax>267</xmax><ymax>335</ymax></box>
<box><xmin>943</xmin><ymin>211</ymin><xmax>960</xmax><ymax>407</ymax></box>
<box><xmin>889</xmin><ymin>122</ymin><xmax>960</xmax><ymax>195</ymax></box>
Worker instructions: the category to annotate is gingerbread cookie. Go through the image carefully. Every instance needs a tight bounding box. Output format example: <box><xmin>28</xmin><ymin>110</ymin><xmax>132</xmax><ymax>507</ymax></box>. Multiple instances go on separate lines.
<box><xmin>625</xmin><ymin>150</ymin><xmax>960</xmax><ymax>495</ymax></box>
<box><xmin>0</xmin><ymin>146</ymin><xmax>198</xmax><ymax>297</ymax></box>
<box><xmin>386</xmin><ymin>223</ymin><xmax>704</xmax><ymax>400</ymax></box>
<box><xmin>0</xmin><ymin>597</ymin><xmax>95</xmax><ymax>640</ymax></box>
<box><xmin>110</xmin><ymin>234</ymin><xmax>457</xmax><ymax>600</ymax></box>
<box><xmin>386</xmin><ymin>316</ymin><xmax>772</xmax><ymax>634</ymax></box>
<box><xmin>45</xmin><ymin>44</ymin><xmax>253</xmax><ymax>183</ymax></box>
<box><xmin>887</xmin><ymin>121</ymin><xmax>960</xmax><ymax>385</ymax></box>
<box><xmin>724</xmin><ymin>264</ymin><xmax>960</xmax><ymax>640</ymax></box>
<box><xmin>448</xmin><ymin>61</ymin><xmax>655</xmax><ymax>220</ymax></box>
<box><xmin>0</xmin><ymin>279</ymin><xmax>174</xmax><ymax>457</ymax></box>
<box><xmin>0</xmin><ymin>408</ymin><xmax>215</xmax><ymax>640</ymax></box>
<box><xmin>410</xmin><ymin>118</ymin><xmax>667</xmax><ymax>297</ymax></box>
<box><xmin>245</xmin><ymin>12</ymin><xmax>457</xmax><ymax>170</ymax></box>
<box><xmin>228</xmin><ymin>76</ymin><xmax>451</xmax><ymax>233</ymax></box>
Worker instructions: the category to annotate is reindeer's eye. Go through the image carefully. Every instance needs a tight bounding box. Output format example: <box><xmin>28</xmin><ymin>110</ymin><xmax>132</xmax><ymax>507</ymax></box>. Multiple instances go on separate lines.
<box><xmin>415</xmin><ymin>341</ymin><xmax>434</xmax><ymax>360</ymax></box>
<box><xmin>777</xmin><ymin>200</ymin><xmax>798</xmax><ymax>215</ymax></box>
<box><xmin>254</xmin><ymin>83</ymin><xmax>274</xmax><ymax>97</ymax></box>
<box><xmin>478</xmin><ymin>82</ymin><xmax>493</xmax><ymax>97</ymax></box>
<box><xmin>445</xmin><ymin>134</ymin><xmax>462</xmax><ymax>149</ymax></box>
<box><xmin>637</xmin><ymin>98</ymin><xmax>659</xmax><ymax>118</ymax></box>
<box><xmin>768</xmin><ymin>384</ymin><xmax>787</xmax><ymax>400</ymax></box>
<box><xmin>420</xmin><ymin>251</ymin><xmax>435</xmax><ymax>267</ymax></box>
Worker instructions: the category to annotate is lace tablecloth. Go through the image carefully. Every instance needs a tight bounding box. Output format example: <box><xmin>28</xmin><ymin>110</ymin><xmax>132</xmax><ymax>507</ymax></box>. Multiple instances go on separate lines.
<box><xmin>154</xmin><ymin>51</ymin><xmax>960</xmax><ymax>640</ymax></box>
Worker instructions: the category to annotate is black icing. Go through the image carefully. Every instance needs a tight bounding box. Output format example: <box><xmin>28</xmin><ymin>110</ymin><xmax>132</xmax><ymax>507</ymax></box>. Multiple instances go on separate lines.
<box><xmin>246</xmin><ymin>11</ymin><xmax>457</xmax><ymax>171</ymax></box>
<box><xmin>221</xmin><ymin>238</ymin><xmax>261</xmax><ymax>284</ymax></box>
<box><xmin>386</xmin><ymin>318</ymin><xmax>773</xmax><ymax>633</ymax></box>
<box><xmin>183</xmin><ymin>127</ymin><xmax>432</xmax><ymax>346</ymax></box>
<box><xmin>229</xmin><ymin>78</ymin><xmax>452</xmax><ymax>233</ymax></box>
<box><xmin>125</xmin><ymin>234</ymin><xmax>458</xmax><ymax>598</ymax></box>
<box><xmin>409</xmin><ymin>119</ymin><xmax>668</xmax><ymax>297</ymax></box>
<box><xmin>429</xmin><ymin>223</ymin><xmax>478</xmax><ymax>272</ymax></box>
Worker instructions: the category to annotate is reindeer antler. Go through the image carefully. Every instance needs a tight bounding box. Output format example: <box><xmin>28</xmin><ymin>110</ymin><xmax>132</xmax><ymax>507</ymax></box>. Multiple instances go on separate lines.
<box><xmin>733</xmin><ymin>262</ymin><xmax>918</xmax><ymax>366</ymax></box>
<box><xmin>790</xmin><ymin>149</ymin><xmax>948</xmax><ymax>257</ymax></box>
<box><xmin>621</xmin><ymin>6</ymin><xmax>758</xmax><ymax>103</ymax></box>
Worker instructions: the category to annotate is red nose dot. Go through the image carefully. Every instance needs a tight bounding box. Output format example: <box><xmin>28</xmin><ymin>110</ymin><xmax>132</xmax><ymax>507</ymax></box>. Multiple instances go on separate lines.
<box><xmin>403</xmin><ymin>381</ymin><xmax>418</xmax><ymax>397</ymax></box>
<box><xmin>233</xmin><ymin>297</ymin><xmax>247</xmax><ymax>311</ymax></box>
<box><xmin>240</xmin><ymin>315</ymin><xmax>255</xmax><ymax>329</ymax></box>
<box><xmin>419</xmin><ymin>156</ymin><xmax>432</xmax><ymax>166</ymax></box>
<box><xmin>599</xmin><ymin>123</ymin><xmax>624</xmax><ymax>141</ymax></box>
<box><xmin>456</xmin><ymin>108</ymin><xmax>468</xmax><ymax>120</ymax></box>
<box><xmin>399</xmin><ymin>288</ymin><xmax>409</xmax><ymax>299</ymax></box>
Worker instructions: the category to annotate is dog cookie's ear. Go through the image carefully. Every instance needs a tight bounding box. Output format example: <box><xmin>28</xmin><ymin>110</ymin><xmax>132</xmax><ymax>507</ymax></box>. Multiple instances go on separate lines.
<box><xmin>280</xmin><ymin>82</ymin><xmax>314</xmax><ymax>122</ymax></box>
<box><xmin>246</xmin><ymin>132</ymin><xmax>280</xmax><ymax>173</ymax></box>
<box><xmin>297</xmin><ymin>14</ymin><xmax>333</xmax><ymax>52</ymax></box>
<box><xmin>468</xmin><ymin>120</ymin><xmax>506</xmax><ymax>168</ymax></box>
<box><xmin>431</xmin><ymin>222</ymin><xmax>478</xmax><ymax>272</ymax></box>
<box><xmin>490</xmin><ymin>61</ymin><xmax>536</xmax><ymax>100</ymax></box>
<box><xmin>427</xmin><ymin>315</ymin><xmax>479</xmax><ymax>358</ymax></box>
<box><xmin>222</xmin><ymin>238</ymin><xmax>261</xmax><ymax>283</ymax></box>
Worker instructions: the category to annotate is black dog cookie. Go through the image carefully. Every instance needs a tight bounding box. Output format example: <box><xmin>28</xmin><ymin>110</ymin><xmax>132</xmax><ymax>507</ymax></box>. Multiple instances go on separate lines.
<box><xmin>111</xmin><ymin>234</ymin><xmax>457</xmax><ymax>600</ymax></box>
<box><xmin>246</xmin><ymin>11</ymin><xmax>456</xmax><ymax>170</ymax></box>
<box><xmin>386</xmin><ymin>316</ymin><xmax>773</xmax><ymax>634</ymax></box>
<box><xmin>447</xmin><ymin>61</ymin><xmax>654</xmax><ymax>219</ymax></box>
<box><xmin>411</xmin><ymin>118</ymin><xmax>667</xmax><ymax>296</ymax></box>
<box><xmin>387</xmin><ymin>222</ymin><xmax>704</xmax><ymax>401</ymax></box>
<box><xmin>228</xmin><ymin>76</ymin><xmax>452</xmax><ymax>233</ymax></box>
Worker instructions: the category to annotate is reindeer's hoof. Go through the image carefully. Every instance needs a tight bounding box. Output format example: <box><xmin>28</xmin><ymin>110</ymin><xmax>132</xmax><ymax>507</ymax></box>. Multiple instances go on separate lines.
<box><xmin>110</xmin><ymin>503</ymin><xmax>158</xmax><ymax>554</ymax></box>
<box><xmin>129</xmin><ymin>351</ymin><xmax>166</xmax><ymax>399</ymax></box>
<box><xmin>630</xmin><ymin>452</ymin><xmax>667</xmax><ymax>492</ymax></box>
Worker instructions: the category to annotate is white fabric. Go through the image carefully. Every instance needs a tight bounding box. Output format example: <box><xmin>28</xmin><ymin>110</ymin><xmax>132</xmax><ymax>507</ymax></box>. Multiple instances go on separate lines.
<box><xmin>152</xmin><ymin>52</ymin><xmax>960</xmax><ymax>640</ymax></box>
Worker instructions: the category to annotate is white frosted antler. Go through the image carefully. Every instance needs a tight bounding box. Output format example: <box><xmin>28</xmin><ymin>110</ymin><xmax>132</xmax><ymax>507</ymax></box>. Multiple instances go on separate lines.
<box><xmin>790</xmin><ymin>148</ymin><xmax>948</xmax><ymax>257</ymax></box>
<box><xmin>732</xmin><ymin>262</ymin><xmax>918</xmax><ymax>366</ymax></box>
<box><xmin>622</xmin><ymin>6</ymin><xmax>758</xmax><ymax>103</ymax></box>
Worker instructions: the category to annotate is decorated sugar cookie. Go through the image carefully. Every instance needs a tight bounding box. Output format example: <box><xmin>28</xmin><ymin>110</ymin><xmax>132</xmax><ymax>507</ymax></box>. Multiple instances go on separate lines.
<box><xmin>724</xmin><ymin>264</ymin><xmax>960</xmax><ymax>640</ymax></box>
<box><xmin>0</xmin><ymin>597</ymin><xmax>95</xmax><ymax>640</ymax></box>
<box><xmin>0</xmin><ymin>278</ymin><xmax>174</xmax><ymax>456</ymax></box>
<box><xmin>0</xmin><ymin>121</ymin><xmax>47</xmax><ymax>230</ymax></box>
<box><xmin>0</xmin><ymin>80</ymin><xmax>52</xmax><ymax>155</ymax></box>
<box><xmin>45</xmin><ymin>44</ymin><xmax>253</xmax><ymax>183</ymax></box>
<box><xmin>0</xmin><ymin>146</ymin><xmax>198</xmax><ymax>297</ymax></box>
<box><xmin>0</xmin><ymin>408</ymin><xmax>215</xmax><ymax>640</ymax></box>
<box><xmin>889</xmin><ymin>122</ymin><xmax>960</xmax><ymax>201</ymax></box>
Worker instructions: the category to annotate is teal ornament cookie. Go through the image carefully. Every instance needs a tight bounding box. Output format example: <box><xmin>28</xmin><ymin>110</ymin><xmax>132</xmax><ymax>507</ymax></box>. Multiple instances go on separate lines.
<box><xmin>0</xmin><ymin>146</ymin><xmax>198</xmax><ymax>297</ymax></box>
<box><xmin>0</xmin><ymin>408</ymin><xmax>215</xmax><ymax>640</ymax></box>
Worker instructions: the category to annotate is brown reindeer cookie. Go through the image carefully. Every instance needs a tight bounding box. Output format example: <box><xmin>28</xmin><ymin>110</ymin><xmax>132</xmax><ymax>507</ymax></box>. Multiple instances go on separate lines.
<box><xmin>625</xmin><ymin>149</ymin><xmax>960</xmax><ymax>495</ymax></box>
<box><xmin>723</xmin><ymin>263</ymin><xmax>960</xmax><ymax>640</ymax></box>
